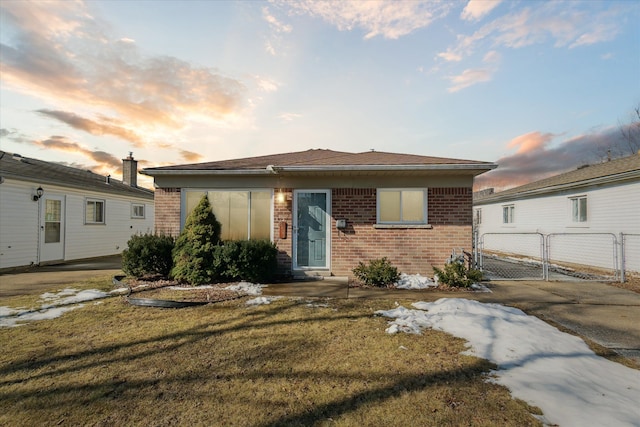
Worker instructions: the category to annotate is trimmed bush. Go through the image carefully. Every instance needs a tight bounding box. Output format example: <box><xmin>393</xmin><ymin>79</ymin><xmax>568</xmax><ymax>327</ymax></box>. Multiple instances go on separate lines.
<box><xmin>171</xmin><ymin>194</ymin><xmax>222</xmax><ymax>285</ymax></box>
<box><xmin>214</xmin><ymin>239</ymin><xmax>278</xmax><ymax>283</ymax></box>
<box><xmin>433</xmin><ymin>262</ymin><xmax>483</xmax><ymax>288</ymax></box>
<box><xmin>352</xmin><ymin>257</ymin><xmax>400</xmax><ymax>287</ymax></box>
<box><xmin>122</xmin><ymin>233</ymin><xmax>174</xmax><ymax>278</ymax></box>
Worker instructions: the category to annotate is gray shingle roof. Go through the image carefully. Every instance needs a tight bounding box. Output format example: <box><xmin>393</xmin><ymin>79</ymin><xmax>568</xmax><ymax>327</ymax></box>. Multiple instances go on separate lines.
<box><xmin>475</xmin><ymin>153</ymin><xmax>640</xmax><ymax>204</ymax></box>
<box><xmin>0</xmin><ymin>151</ymin><xmax>153</xmax><ymax>200</ymax></box>
<box><xmin>142</xmin><ymin>149</ymin><xmax>496</xmax><ymax>174</ymax></box>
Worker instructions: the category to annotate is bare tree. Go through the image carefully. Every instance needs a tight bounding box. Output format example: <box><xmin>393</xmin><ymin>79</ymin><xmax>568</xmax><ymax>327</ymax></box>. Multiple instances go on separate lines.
<box><xmin>619</xmin><ymin>104</ymin><xmax>640</xmax><ymax>155</ymax></box>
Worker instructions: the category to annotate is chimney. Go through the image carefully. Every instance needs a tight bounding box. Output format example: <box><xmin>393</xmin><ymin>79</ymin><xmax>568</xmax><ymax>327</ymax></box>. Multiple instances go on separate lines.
<box><xmin>122</xmin><ymin>152</ymin><xmax>137</xmax><ymax>187</ymax></box>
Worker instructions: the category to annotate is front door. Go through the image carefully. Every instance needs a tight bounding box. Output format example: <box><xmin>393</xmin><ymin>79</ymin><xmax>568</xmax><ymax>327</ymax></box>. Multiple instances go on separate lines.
<box><xmin>40</xmin><ymin>195</ymin><xmax>65</xmax><ymax>263</ymax></box>
<box><xmin>293</xmin><ymin>190</ymin><xmax>330</xmax><ymax>269</ymax></box>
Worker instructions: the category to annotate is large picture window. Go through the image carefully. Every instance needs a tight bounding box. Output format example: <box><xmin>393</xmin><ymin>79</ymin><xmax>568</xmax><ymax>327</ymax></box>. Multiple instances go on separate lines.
<box><xmin>184</xmin><ymin>190</ymin><xmax>271</xmax><ymax>240</ymax></box>
<box><xmin>85</xmin><ymin>199</ymin><xmax>105</xmax><ymax>224</ymax></box>
<box><xmin>377</xmin><ymin>189</ymin><xmax>427</xmax><ymax>224</ymax></box>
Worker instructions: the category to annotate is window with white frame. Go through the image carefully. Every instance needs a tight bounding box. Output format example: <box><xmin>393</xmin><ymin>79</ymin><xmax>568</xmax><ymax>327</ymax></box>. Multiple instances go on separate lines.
<box><xmin>86</xmin><ymin>199</ymin><xmax>105</xmax><ymax>224</ymax></box>
<box><xmin>502</xmin><ymin>204</ymin><xmax>514</xmax><ymax>224</ymax></box>
<box><xmin>474</xmin><ymin>208</ymin><xmax>482</xmax><ymax>225</ymax></box>
<box><xmin>377</xmin><ymin>189</ymin><xmax>427</xmax><ymax>224</ymax></box>
<box><xmin>131</xmin><ymin>203</ymin><xmax>145</xmax><ymax>219</ymax></box>
<box><xmin>184</xmin><ymin>190</ymin><xmax>271</xmax><ymax>240</ymax></box>
<box><xmin>570</xmin><ymin>196</ymin><xmax>587</xmax><ymax>223</ymax></box>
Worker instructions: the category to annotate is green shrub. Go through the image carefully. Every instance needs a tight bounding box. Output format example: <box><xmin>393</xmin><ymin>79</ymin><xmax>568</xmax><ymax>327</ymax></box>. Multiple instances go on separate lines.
<box><xmin>433</xmin><ymin>262</ymin><xmax>483</xmax><ymax>288</ymax></box>
<box><xmin>352</xmin><ymin>257</ymin><xmax>400</xmax><ymax>287</ymax></box>
<box><xmin>122</xmin><ymin>233</ymin><xmax>174</xmax><ymax>278</ymax></box>
<box><xmin>171</xmin><ymin>194</ymin><xmax>222</xmax><ymax>285</ymax></box>
<box><xmin>214</xmin><ymin>239</ymin><xmax>278</xmax><ymax>283</ymax></box>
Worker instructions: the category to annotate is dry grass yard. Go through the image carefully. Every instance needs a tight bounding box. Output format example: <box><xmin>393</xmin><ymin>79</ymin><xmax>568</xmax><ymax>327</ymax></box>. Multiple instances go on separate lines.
<box><xmin>0</xmin><ymin>277</ymin><xmax>543</xmax><ymax>426</ymax></box>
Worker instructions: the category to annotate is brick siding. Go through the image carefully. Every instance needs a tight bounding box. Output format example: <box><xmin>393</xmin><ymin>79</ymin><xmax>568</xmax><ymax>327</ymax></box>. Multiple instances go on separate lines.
<box><xmin>154</xmin><ymin>186</ymin><xmax>472</xmax><ymax>278</ymax></box>
<box><xmin>154</xmin><ymin>188</ymin><xmax>181</xmax><ymax>236</ymax></box>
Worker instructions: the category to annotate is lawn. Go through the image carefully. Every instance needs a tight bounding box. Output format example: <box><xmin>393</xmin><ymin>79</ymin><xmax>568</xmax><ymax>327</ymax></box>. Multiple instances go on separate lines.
<box><xmin>0</xmin><ymin>277</ymin><xmax>541</xmax><ymax>426</ymax></box>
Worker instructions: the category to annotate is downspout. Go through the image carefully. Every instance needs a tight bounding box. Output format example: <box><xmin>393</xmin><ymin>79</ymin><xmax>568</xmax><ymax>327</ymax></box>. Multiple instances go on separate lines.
<box><xmin>36</xmin><ymin>196</ymin><xmax>42</xmax><ymax>265</ymax></box>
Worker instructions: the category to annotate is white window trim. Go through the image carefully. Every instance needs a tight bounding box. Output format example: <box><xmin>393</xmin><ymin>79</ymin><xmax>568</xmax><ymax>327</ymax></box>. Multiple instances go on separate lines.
<box><xmin>376</xmin><ymin>188</ymin><xmax>428</xmax><ymax>225</ymax></box>
<box><xmin>85</xmin><ymin>198</ymin><xmax>106</xmax><ymax>225</ymax></box>
<box><xmin>131</xmin><ymin>203</ymin><xmax>145</xmax><ymax>219</ymax></box>
<box><xmin>180</xmin><ymin>189</ymin><xmax>274</xmax><ymax>240</ymax></box>
<box><xmin>568</xmin><ymin>195</ymin><xmax>589</xmax><ymax>227</ymax></box>
<box><xmin>502</xmin><ymin>204</ymin><xmax>515</xmax><ymax>226</ymax></box>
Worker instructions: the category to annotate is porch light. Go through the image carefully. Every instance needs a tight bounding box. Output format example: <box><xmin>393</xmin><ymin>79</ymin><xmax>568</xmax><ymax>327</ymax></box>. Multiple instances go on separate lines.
<box><xmin>276</xmin><ymin>190</ymin><xmax>285</xmax><ymax>203</ymax></box>
<box><xmin>32</xmin><ymin>186</ymin><xmax>44</xmax><ymax>201</ymax></box>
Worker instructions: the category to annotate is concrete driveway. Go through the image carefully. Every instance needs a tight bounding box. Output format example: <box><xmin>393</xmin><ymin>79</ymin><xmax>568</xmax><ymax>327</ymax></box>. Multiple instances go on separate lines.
<box><xmin>0</xmin><ymin>255</ymin><xmax>123</xmax><ymax>298</ymax></box>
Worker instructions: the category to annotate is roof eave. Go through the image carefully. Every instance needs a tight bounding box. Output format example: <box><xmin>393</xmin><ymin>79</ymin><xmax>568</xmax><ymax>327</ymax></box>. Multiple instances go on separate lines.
<box><xmin>475</xmin><ymin>170</ymin><xmax>640</xmax><ymax>205</ymax></box>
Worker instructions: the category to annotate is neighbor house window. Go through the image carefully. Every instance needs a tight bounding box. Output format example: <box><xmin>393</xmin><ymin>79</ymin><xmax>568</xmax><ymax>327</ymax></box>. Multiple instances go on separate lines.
<box><xmin>474</xmin><ymin>208</ymin><xmax>482</xmax><ymax>225</ymax></box>
<box><xmin>131</xmin><ymin>203</ymin><xmax>145</xmax><ymax>219</ymax></box>
<box><xmin>502</xmin><ymin>204</ymin><xmax>514</xmax><ymax>224</ymax></box>
<box><xmin>86</xmin><ymin>199</ymin><xmax>105</xmax><ymax>224</ymax></box>
<box><xmin>184</xmin><ymin>190</ymin><xmax>271</xmax><ymax>240</ymax></box>
<box><xmin>377</xmin><ymin>189</ymin><xmax>427</xmax><ymax>224</ymax></box>
<box><xmin>570</xmin><ymin>196</ymin><xmax>587</xmax><ymax>223</ymax></box>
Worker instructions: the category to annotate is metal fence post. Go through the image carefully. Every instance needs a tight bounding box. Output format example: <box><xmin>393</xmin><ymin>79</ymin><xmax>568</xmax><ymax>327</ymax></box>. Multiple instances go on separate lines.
<box><xmin>620</xmin><ymin>232</ymin><xmax>626</xmax><ymax>283</ymax></box>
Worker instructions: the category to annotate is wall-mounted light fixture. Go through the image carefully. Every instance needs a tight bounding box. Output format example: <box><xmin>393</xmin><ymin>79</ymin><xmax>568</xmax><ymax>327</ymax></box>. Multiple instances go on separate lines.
<box><xmin>276</xmin><ymin>189</ymin><xmax>286</xmax><ymax>203</ymax></box>
<box><xmin>32</xmin><ymin>186</ymin><xmax>44</xmax><ymax>201</ymax></box>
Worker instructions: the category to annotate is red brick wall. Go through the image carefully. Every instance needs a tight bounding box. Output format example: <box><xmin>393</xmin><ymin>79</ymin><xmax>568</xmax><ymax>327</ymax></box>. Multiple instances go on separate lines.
<box><xmin>330</xmin><ymin>187</ymin><xmax>472</xmax><ymax>277</ymax></box>
<box><xmin>154</xmin><ymin>188</ymin><xmax>181</xmax><ymax>236</ymax></box>
<box><xmin>153</xmin><ymin>186</ymin><xmax>473</xmax><ymax>278</ymax></box>
<box><xmin>273</xmin><ymin>188</ymin><xmax>293</xmax><ymax>274</ymax></box>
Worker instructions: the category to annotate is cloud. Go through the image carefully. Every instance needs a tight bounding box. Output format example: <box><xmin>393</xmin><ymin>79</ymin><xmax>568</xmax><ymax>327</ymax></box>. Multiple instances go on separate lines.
<box><xmin>278</xmin><ymin>112</ymin><xmax>302</xmax><ymax>122</ymax></box>
<box><xmin>0</xmin><ymin>1</ymin><xmax>247</xmax><ymax>129</ymax></box>
<box><xmin>37</xmin><ymin>136</ymin><xmax>121</xmax><ymax>169</ymax></box>
<box><xmin>461</xmin><ymin>0</ymin><xmax>502</xmax><ymax>22</ymax></box>
<box><xmin>440</xmin><ymin>3</ymin><xmax>623</xmax><ymax>64</ymax></box>
<box><xmin>36</xmin><ymin>110</ymin><xmax>144</xmax><ymax>146</ymax></box>
<box><xmin>276</xmin><ymin>0</ymin><xmax>452</xmax><ymax>39</ymax></box>
<box><xmin>447</xmin><ymin>50</ymin><xmax>500</xmax><ymax>92</ymax></box>
<box><xmin>180</xmin><ymin>150</ymin><xmax>203</xmax><ymax>162</ymax></box>
<box><xmin>475</xmin><ymin>128</ymin><xmax>629</xmax><ymax>191</ymax></box>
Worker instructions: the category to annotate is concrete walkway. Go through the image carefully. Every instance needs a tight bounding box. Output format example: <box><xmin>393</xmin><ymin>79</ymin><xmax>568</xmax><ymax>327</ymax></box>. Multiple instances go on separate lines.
<box><xmin>2</xmin><ymin>259</ymin><xmax>639</xmax><ymax>366</ymax></box>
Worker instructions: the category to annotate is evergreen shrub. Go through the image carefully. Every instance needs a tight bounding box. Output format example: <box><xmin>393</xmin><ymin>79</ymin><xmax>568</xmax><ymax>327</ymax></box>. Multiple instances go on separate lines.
<box><xmin>171</xmin><ymin>194</ymin><xmax>222</xmax><ymax>285</ymax></box>
<box><xmin>433</xmin><ymin>262</ymin><xmax>483</xmax><ymax>288</ymax></box>
<box><xmin>122</xmin><ymin>233</ymin><xmax>175</xmax><ymax>278</ymax></box>
<box><xmin>352</xmin><ymin>257</ymin><xmax>400</xmax><ymax>287</ymax></box>
<box><xmin>214</xmin><ymin>239</ymin><xmax>278</xmax><ymax>283</ymax></box>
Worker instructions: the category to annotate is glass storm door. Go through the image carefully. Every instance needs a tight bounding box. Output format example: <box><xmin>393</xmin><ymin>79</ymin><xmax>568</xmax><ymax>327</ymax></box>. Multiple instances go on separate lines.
<box><xmin>293</xmin><ymin>190</ymin><xmax>330</xmax><ymax>269</ymax></box>
<box><xmin>40</xmin><ymin>195</ymin><xmax>65</xmax><ymax>263</ymax></box>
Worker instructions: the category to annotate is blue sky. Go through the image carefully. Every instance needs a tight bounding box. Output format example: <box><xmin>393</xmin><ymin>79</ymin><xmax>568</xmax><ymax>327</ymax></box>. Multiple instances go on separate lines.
<box><xmin>1</xmin><ymin>0</ymin><xmax>638</xmax><ymax>190</ymax></box>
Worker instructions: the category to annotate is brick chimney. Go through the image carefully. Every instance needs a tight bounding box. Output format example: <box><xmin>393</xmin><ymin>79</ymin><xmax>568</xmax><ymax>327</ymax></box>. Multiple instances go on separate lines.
<box><xmin>122</xmin><ymin>152</ymin><xmax>137</xmax><ymax>187</ymax></box>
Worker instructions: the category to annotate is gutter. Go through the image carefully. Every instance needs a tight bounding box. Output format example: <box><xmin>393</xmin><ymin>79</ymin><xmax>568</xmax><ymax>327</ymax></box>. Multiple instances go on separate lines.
<box><xmin>142</xmin><ymin>163</ymin><xmax>497</xmax><ymax>176</ymax></box>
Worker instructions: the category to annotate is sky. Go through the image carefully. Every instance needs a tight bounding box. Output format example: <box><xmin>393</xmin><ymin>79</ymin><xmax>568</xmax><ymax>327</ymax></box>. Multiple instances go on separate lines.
<box><xmin>1</xmin><ymin>0</ymin><xmax>638</xmax><ymax>191</ymax></box>
<box><xmin>3</xmin><ymin>281</ymin><xmax>640</xmax><ymax>426</ymax></box>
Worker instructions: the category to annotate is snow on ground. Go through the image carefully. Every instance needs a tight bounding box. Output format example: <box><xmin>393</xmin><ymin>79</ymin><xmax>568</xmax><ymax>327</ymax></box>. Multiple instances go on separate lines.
<box><xmin>1</xmin><ymin>288</ymin><xmax>112</xmax><ymax>327</ymax></box>
<box><xmin>245</xmin><ymin>296</ymin><xmax>281</xmax><ymax>306</ymax></box>
<box><xmin>394</xmin><ymin>273</ymin><xmax>437</xmax><ymax>289</ymax></box>
<box><xmin>377</xmin><ymin>298</ymin><xmax>640</xmax><ymax>427</ymax></box>
<box><xmin>224</xmin><ymin>281</ymin><xmax>265</xmax><ymax>295</ymax></box>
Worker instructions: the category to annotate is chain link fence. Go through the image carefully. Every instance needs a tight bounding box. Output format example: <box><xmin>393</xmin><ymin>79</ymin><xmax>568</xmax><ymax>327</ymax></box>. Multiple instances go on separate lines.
<box><xmin>477</xmin><ymin>232</ymin><xmax>634</xmax><ymax>281</ymax></box>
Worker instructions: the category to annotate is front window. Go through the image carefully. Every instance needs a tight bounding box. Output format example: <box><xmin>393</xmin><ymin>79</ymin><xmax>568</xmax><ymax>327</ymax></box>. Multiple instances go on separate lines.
<box><xmin>86</xmin><ymin>199</ymin><xmax>105</xmax><ymax>224</ymax></box>
<box><xmin>184</xmin><ymin>190</ymin><xmax>271</xmax><ymax>240</ymax></box>
<box><xmin>570</xmin><ymin>196</ymin><xmax>587</xmax><ymax>222</ymax></box>
<box><xmin>377</xmin><ymin>189</ymin><xmax>427</xmax><ymax>224</ymax></box>
<box><xmin>502</xmin><ymin>205</ymin><xmax>514</xmax><ymax>224</ymax></box>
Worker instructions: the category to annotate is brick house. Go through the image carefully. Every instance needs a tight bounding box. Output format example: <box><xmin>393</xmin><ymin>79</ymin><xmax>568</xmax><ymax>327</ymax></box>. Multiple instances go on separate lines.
<box><xmin>142</xmin><ymin>149</ymin><xmax>496</xmax><ymax>278</ymax></box>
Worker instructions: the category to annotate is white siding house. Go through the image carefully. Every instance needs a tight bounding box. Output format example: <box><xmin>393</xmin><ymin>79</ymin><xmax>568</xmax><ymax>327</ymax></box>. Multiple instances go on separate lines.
<box><xmin>474</xmin><ymin>153</ymin><xmax>640</xmax><ymax>274</ymax></box>
<box><xmin>0</xmin><ymin>151</ymin><xmax>154</xmax><ymax>270</ymax></box>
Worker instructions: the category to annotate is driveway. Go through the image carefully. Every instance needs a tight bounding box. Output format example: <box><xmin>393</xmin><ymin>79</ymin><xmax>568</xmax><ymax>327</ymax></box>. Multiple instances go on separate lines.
<box><xmin>0</xmin><ymin>255</ymin><xmax>123</xmax><ymax>298</ymax></box>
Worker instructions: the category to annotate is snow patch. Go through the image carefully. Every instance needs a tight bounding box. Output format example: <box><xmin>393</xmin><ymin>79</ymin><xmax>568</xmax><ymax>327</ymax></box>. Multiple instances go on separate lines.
<box><xmin>394</xmin><ymin>273</ymin><xmax>437</xmax><ymax>289</ymax></box>
<box><xmin>376</xmin><ymin>298</ymin><xmax>640</xmax><ymax>427</ymax></box>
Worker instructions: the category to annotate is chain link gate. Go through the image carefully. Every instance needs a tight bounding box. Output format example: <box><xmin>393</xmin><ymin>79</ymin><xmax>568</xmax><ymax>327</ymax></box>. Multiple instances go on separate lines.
<box><xmin>478</xmin><ymin>232</ymin><xmax>621</xmax><ymax>281</ymax></box>
<box><xmin>478</xmin><ymin>233</ymin><xmax>545</xmax><ymax>280</ymax></box>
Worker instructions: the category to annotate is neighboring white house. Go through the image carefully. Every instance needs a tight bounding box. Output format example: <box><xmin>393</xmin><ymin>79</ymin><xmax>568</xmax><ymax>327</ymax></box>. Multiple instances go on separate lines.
<box><xmin>474</xmin><ymin>153</ymin><xmax>640</xmax><ymax>274</ymax></box>
<box><xmin>0</xmin><ymin>151</ymin><xmax>154</xmax><ymax>270</ymax></box>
